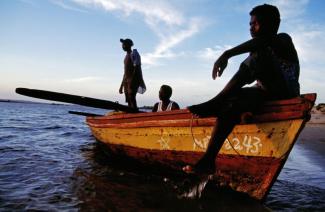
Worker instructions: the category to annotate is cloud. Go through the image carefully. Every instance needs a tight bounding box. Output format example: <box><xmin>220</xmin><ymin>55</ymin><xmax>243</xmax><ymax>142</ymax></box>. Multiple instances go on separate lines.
<box><xmin>51</xmin><ymin>0</ymin><xmax>89</xmax><ymax>13</ymax></box>
<box><xmin>61</xmin><ymin>76</ymin><xmax>102</xmax><ymax>83</ymax></box>
<box><xmin>142</xmin><ymin>17</ymin><xmax>203</xmax><ymax>66</ymax></box>
<box><xmin>291</xmin><ymin>26</ymin><xmax>325</xmax><ymax>63</ymax></box>
<box><xmin>271</xmin><ymin>0</ymin><xmax>309</xmax><ymax>20</ymax></box>
<box><xmin>72</xmin><ymin>0</ymin><xmax>184</xmax><ymax>25</ymax></box>
<box><xmin>19</xmin><ymin>0</ymin><xmax>38</xmax><ymax>7</ymax></box>
<box><xmin>197</xmin><ymin>45</ymin><xmax>232</xmax><ymax>62</ymax></box>
<box><xmin>71</xmin><ymin>0</ymin><xmax>205</xmax><ymax>66</ymax></box>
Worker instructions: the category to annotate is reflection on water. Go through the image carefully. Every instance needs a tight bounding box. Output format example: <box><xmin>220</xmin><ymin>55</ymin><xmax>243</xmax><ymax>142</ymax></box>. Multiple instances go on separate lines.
<box><xmin>73</xmin><ymin>142</ymin><xmax>269</xmax><ymax>211</ymax></box>
<box><xmin>0</xmin><ymin>102</ymin><xmax>324</xmax><ymax>211</ymax></box>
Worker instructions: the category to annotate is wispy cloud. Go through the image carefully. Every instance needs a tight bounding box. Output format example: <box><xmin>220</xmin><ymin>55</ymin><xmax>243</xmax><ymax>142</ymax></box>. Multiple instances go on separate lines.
<box><xmin>292</xmin><ymin>26</ymin><xmax>325</xmax><ymax>63</ymax></box>
<box><xmin>70</xmin><ymin>0</ymin><xmax>205</xmax><ymax>66</ymax></box>
<box><xmin>62</xmin><ymin>76</ymin><xmax>102</xmax><ymax>83</ymax></box>
<box><xmin>271</xmin><ymin>0</ymin><xmax>309</xmax><ymax>19</ymax></box>
<box><xmin>143</xmin><ymin>17</ymin><xmax>203</xmax><ymax>66</ymax></box>
<box><xmin>72</xmin><ymin>0</ymin><xmax>184</xmax><ymax>25</ymax></box>
<box><xmin>197</xmin><ymin>45</ymin><xmax>232</xmax><ymax>62</ymax></box>
<box><xmin>19</xmin><ymin>0</ymin><xmax>39</xmax><ymax>7</ymax></box>
<box><xmin>51</xmin><ymin>0</ymin><xmax>89</xmax><ymax>13</ymax></box>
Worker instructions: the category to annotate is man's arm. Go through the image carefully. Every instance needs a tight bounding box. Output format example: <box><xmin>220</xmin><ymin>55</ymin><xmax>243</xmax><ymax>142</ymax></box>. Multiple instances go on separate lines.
<box><xmin>212</xmin><ymin>37</ymin><xmax>268</xmax><ymax>79</ymax></box>
<box><xmin>224</xmin><ymin>37</ymin><xmax>267</xmax><ymax>58</ymax></box>
<box><xmin>119</xmin><ymin>75</ymin><xmax>125</xmax><ymax>94</ymax></box>
<box><xmin>152</xmin><ymin>103</ymin><xmax>159</xmax><ymax>112</ymax></box>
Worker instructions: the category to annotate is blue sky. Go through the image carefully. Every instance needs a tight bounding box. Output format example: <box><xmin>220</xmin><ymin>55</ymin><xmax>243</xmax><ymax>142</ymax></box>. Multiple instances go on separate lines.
<box><xmin>1</xmin><ymin>0</ymin><xmax>325</xmax><ymax>107</ymax></box>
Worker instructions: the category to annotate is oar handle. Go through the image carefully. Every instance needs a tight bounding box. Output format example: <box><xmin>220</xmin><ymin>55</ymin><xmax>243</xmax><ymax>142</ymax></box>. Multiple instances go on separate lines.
<box><xmin>15</xmin><ymin>88</ymin><xmax>140</xmax><ymax>113</ymax></box>
<box><xmin>69</xmin><ymin>111</ymin><xmax>102</xmax><ymax>117</ymax></box>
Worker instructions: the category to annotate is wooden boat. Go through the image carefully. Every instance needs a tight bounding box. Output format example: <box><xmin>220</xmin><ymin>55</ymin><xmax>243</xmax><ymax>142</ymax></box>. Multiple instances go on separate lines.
<box><xmin>86</xmin><ymin>93</ymin><xmax>316</xmax><ymax>201</ymax></box>
<box><xmin>14</xmin><ymin>88</ymin><xmax>316</xmax><ymax>201</ymax></box>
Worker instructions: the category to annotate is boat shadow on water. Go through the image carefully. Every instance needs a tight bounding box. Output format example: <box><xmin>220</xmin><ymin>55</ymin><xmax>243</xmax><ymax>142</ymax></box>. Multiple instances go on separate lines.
<box><xmin>71</xmin><ymin>142</ymin><xmax>270</xmax><ymax>211</ymax></box>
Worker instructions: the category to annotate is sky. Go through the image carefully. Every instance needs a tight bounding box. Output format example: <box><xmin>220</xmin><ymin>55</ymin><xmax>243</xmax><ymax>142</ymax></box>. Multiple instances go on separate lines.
<box><xmin>1</xmin><ymin>0</ymin><xmax>325</xmax><ymax>107</ymax></box>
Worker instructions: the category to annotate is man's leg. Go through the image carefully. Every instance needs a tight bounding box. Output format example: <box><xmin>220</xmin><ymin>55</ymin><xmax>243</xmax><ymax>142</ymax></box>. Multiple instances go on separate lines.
<box><xmin>188</xmin><ymin>63</ymin><xmax>253</xmax><ymax>117</ymax></box>
<box><xmin>193</xmin><ymin>113</ymin><xmax>240</xmax><ymax>173</ymax></box>
<box><xmin>128</xmin><ymin>92</ymin><xmax>138</xmax><ymax>109</ymax></box>
<box><xmin>184</xmin><ymin>87</ymin><xmax>267</xmax><ymax>174</ymax></box>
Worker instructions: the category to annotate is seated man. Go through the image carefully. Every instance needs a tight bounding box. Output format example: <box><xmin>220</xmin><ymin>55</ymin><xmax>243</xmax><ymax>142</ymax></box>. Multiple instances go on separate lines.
<box><xmin>152</xmin><ymin>85</ymin><xmax>180</xmax><ymax>112</ymax></box>
<box><xmin>184</xmin><ymin>4</ymin><xmax>300</xmax><ymax>174</ymax></box>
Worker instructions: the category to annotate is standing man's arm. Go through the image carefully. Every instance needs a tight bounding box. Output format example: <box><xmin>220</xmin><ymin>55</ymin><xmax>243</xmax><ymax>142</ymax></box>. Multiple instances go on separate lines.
<box><xmin>119</xmin><ymin>75</ymin><xmax>125</xmax><ymax>94</ymax></box>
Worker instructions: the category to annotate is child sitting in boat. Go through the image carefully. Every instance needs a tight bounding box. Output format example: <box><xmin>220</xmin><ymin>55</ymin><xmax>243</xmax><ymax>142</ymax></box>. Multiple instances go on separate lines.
<box><xmin>152</xmin><ymin>85</ymin><xmax>180</xmax><ymax>112</ymax></box>
<box><xmin>184</xmin><ymin>4</ymin><xmax>300</xmax><ymax>174</ymax></box>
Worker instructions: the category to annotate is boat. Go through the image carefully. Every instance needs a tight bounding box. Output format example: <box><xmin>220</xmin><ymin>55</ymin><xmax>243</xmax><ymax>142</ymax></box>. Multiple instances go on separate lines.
<box><xmin>14</xmin><ymin>88</ymin><xmax>317</xmax><ymax>201</ymax></box>
<box><xmin>86</xmin><ymin>93</ymin><xmax>316</xmax><ymax>201</ymax></box>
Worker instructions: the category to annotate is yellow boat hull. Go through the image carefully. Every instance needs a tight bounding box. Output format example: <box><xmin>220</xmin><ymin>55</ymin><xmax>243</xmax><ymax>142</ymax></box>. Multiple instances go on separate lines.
<box><xmin>86</xmin><ymin>93</ymin><xmax>316</xmax><ymax>201</ymax></box>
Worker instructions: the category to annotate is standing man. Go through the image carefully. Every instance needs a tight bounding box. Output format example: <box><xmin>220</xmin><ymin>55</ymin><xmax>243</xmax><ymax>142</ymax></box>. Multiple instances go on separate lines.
<box><xmin>183</xmin><ymin>4</ymin><xmax>300</xmax><ymax>174</ymax></box>
<box><xmin>119</xmin><ymin>38</ymin><xmax>146</xmax><ymax>110</ymax></box>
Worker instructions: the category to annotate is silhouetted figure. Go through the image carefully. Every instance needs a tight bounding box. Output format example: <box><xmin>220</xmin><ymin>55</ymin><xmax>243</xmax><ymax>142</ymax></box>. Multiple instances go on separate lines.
<box><xmin>184</xmin><ymin>4</ymin><xmax>300</xmax><ymax>174</ymax></box>
<box><xmin>119</xmin><ymin>38</ymin><xmax>146</xmax><ymax>110</ymax></box>
<box><xmin>152</xmin><ymin>85</ymin><xmax>180</xmax><ymax>112</ymax></box>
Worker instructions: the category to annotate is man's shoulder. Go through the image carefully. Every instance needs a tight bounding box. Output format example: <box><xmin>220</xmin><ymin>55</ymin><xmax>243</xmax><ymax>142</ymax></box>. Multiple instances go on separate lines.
<box><xmin>131</xmin><ymin>49</ymin><xmax>140</xmax><ymax>55</ymax></box>
<box><xmin>152</xmin><ymin>102</ymin><xmax>159</xmax><ymax>112</ymax></box>
<box><xmin>171</xmin><ymin>101</ymin><xmax>180</xmax><ymax>109</ymax></box>
<box><xmin>277</xmin><ymin>33</ymin><xmax>292</xmax><ymax>41</ymax></box>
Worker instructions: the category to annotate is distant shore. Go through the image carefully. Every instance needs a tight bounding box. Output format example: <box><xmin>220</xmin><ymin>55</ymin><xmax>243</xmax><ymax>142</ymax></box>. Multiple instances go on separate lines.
<box><xmin>309</xmin><ymin>104</ymin><xmax>325</xmax><ymax>124</ymax></box>
<box><xmin>0</xmin><ymin>99</ymin><xmax>65</xmax><ymax>105</ymax></box>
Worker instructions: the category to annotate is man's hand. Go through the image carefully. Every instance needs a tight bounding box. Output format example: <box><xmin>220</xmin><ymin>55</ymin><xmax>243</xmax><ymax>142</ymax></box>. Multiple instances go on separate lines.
<box><xmin>212</xmin><ymin>54</ymin><xmax>228</xmax><ymax>80</ymax></box>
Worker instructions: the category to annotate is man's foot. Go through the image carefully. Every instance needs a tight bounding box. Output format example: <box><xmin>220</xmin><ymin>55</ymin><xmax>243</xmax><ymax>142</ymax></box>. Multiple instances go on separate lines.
<box><xmin>182</xmin><ymin>165</ymin><xmax>195</xmax><ymax>174</ymax></box>
<box><xmin>188</xmin><ymin>102</ymin><xmax>218</xmax><ymax>118</ymax></box>
<box><xmin>182</xmin><ymin>164</ymin><xmax>216</xmax><ymax>175</ymax></box>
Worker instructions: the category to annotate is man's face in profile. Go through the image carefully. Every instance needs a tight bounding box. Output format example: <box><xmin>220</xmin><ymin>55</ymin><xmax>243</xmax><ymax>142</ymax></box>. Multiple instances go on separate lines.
<box><xmin>250</xmin><ymin>15</ymin><xmax>260</xmax><ymax>38</ymax></box>
<box><xmin>122</xmin><ymin>43</ymin><xmax>131</xmax><ymax>52</ymax></box>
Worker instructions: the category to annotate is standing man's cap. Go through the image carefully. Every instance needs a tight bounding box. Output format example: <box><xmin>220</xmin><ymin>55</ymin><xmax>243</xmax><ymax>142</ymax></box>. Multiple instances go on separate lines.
<box><xmin>120</xmin><ymin>38</ymin><xmax>133</xmax><ymax>47</ymax></box>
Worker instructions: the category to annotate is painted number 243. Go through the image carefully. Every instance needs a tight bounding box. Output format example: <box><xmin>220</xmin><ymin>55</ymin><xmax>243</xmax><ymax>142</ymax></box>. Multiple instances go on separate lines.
<box><xmin>224</xmin><ymin>135</ymin><xmax>262</xmax><ymax>154</ymax></box>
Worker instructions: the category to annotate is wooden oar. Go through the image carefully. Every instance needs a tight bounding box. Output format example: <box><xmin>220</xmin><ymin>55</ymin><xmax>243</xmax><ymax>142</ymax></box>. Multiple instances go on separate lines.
<box><xmin>15</xmin><ymin>88</ymin><xmax>139</xmax><ymax>113</ymax></box>
<box><xmin>69</xmin><ymin>111</ymin><xmax>103</xmax><ymax>117</ymax></box>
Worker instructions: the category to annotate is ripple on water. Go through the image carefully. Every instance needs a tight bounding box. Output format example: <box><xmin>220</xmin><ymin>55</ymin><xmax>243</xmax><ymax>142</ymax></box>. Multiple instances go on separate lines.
<box><xmin>42</xmin><ymin>125</ymin><xmax>63</xmax><ymax>130</ymax></box>
<box><xmin>266</xmin><ymin>180</ymin><xmax>325</xmax><ymax>210</ymax></box>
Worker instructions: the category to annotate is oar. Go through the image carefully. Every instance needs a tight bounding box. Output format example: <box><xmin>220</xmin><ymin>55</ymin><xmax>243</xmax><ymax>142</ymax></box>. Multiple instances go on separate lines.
<box><xmin>69</xmin><ymin>111</ymin><xmax>103</xmax><ymax>117</ymax></box>
<box><xmin>15</xmin><ymin>88</ymin><xmax>139</xmax><ymax>113</ymax></box>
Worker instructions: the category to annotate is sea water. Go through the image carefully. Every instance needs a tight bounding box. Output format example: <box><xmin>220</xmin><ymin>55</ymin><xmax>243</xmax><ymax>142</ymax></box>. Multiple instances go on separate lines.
<box><xmin>0</xmin><ymin>102</ymin><xmax>324</xmax><ymax>211</ymax></box>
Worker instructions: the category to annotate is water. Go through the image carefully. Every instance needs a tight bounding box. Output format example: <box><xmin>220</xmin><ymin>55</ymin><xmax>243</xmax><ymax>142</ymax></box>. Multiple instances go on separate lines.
<box><xmin>0</xmin><ymin>102</ymin><xmax>324</xmax><ymax>211</ymax></box>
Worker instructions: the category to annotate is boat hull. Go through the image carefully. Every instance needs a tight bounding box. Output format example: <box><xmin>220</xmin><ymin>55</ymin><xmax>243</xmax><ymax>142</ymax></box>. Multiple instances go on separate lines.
<box><xmin>86</xmin><ymin>94</ymin><xmax>316</xmax><ymax>200</ymax></box>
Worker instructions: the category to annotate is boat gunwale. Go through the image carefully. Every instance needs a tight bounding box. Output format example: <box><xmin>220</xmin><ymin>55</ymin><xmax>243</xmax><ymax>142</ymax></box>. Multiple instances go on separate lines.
<box><xmin>86</xmin><ymin>93</ymin><xmax>316</xmax><ymax>125</ymax></box>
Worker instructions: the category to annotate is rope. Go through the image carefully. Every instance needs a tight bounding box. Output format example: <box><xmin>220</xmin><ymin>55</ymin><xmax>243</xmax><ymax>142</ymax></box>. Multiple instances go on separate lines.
<box><xmin>226</xmin><ymin>137</ymin><xmax>243</xmax><ymax>156</ymax></box>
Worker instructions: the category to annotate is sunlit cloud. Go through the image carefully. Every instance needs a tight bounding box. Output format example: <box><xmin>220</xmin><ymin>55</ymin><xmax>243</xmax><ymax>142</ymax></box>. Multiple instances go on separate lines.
<box><xmin>71</xmin><ymin>0</ymin><xmax>205</xmax><ymax>66</ymax></box>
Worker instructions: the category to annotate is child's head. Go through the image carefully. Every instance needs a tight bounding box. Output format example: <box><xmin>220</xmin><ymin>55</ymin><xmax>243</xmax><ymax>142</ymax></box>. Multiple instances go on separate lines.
<box><xmin>159</xmin><ymin>85</ymin><xmax>172</xmax><ymax>101</ymax></box>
